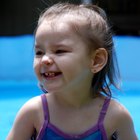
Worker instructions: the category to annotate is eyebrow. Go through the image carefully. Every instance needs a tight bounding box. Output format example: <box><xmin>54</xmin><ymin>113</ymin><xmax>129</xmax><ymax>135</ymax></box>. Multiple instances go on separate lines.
<box><xmin>34</xmin><ymin>44</ymin><xmax>70</xmax><ymax>51</ymax></box>
<box><xmin>34</xmin><ymin>44</ymin><xmax>40</xmax><ymax>49</ymax></box>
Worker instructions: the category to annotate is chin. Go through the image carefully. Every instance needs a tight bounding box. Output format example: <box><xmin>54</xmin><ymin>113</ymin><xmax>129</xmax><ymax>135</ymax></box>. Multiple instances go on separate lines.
<box><xmin>44</xmin><ymin>86</ymin><xmax>62</xmax><ymax>93</ymax></box>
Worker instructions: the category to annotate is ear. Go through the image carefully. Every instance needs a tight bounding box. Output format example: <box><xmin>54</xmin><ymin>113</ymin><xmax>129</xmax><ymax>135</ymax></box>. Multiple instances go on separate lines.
<box><xmin>90</xmin><ymin>48</ymin><xmax>108</xmax><ymax>73</ymax></box>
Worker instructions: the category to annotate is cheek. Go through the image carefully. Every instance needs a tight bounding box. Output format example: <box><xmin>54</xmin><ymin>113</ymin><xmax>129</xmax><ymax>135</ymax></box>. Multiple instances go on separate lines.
<box><xmin>33</xmin><ymin>59</ymin><xmax>38</xmax><ymax>70</ymax></box>
<box><xmin>61</xmin><ymin>55</ymin><xmax>90</xmax><ymax>74</ymax></box>
<box><xmin>33</xmin><ymin>59</ymin><xmax>41</xmax><ymax>78</ymax></box>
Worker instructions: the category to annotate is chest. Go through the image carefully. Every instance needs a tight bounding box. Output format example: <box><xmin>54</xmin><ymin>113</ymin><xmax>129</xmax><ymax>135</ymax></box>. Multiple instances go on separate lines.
<box><xmin>34</xmin><ymin>95</ymin><xmax>117</xmax><ymax>140</ymax></box>
<box><xmin>47</xmin><ymin>103</ymin><xmax>103</xmax><ymax>135</ymax></box>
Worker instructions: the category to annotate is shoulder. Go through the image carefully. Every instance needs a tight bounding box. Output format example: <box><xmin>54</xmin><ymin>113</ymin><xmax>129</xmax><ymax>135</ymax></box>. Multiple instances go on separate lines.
<box><xmin>7</xmin><ymin>95</ymin><xmax>43</xmax><ymax>140</ymax></box>
<box><xmin>109</xmin><ymin>99</ymin><xmax>128</xmax><ymax>114</ymax></box>
<box><xmin>108</xmin><ymin>99</ymin><xmax>131</xmax><ymax>121</ymax></box>
<box><xmin>13</xmin><ymin>95</ymin><xmax>43</xmax><ymax>126</ymax></box>
<box><xmin>106</xmin><ymin>99</ymin><xmax>138</xmax><ymax>139</ymax></box>
<box><xmin>107</xmin><ymin>99</ymin><xmax>133</xmax><ymax>126</ymax></box>
<box><xmin>18</xmin><ymin>95</ymin><xmax>44</xmax><ymax>125</ymax></box>
<box><xmin>19</xmin><ymin>95</ymin><xmax>42</xmax><ymax>115</ymax></box>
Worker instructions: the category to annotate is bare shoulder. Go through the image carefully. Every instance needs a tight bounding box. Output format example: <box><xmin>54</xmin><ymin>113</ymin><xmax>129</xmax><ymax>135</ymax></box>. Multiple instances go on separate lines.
<box><xmin>16</xmin><ymin>95</ymin><xmax>44</xmax><ymax>131</ymax></box>
<box><xmin>109</xmin><ymin>99</ymin><xmax>130</xmax><ymax>117</ymax></box>
<box><xmin>107</xmin><ymin>99</ymin><xmax>138</xmax><ymax>140</ymax></box>
<box><xmin>15</xmin><ymin>95</ymin><xmax>43</xmax><ymax>120</ymax></box>
<box><xmin>109</xmin><ymin>99</ymin><xmax>134</xmax><ymax>123</ymax></box>
<box><xmin>7</xmin><ymin>95</ymin><xmax>43</xmax><ymax>140</ymax></box>
<box><xmin>21</xmin><ymin>95</ymin><xmax>42</xmax><ymax>113</ymax></box>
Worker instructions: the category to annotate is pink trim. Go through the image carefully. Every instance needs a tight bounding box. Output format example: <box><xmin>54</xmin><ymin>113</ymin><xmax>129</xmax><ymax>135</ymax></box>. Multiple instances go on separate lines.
<box><xmin>98</xmin><ymin>98</ymin><xmax>110</xmax><ymax>140</ymax></box>
<box><xmin>48</xmin><ymin>122</ymin><xmax>99</xmax><ymax>139</ymax></box>
<box><xmin>36</xmin><ymin>120</ymin><xmax>48</xmax><ymax>140</ymax></box>
<box><xmin>36</xmin><ymin>94</ymin><xmax>49</xmax><ymax>140</ymax></box>
<box><xmin>99</xmin><ymin>123</ymin><xmax>108</xmax><ymax>140</ymax></box>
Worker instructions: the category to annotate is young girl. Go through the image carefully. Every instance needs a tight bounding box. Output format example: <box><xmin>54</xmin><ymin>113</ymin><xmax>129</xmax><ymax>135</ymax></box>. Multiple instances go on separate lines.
<box><xmin>7</xmin><ymin>3</ymin><xmax>138</xmax><ymax>140</ymax></box>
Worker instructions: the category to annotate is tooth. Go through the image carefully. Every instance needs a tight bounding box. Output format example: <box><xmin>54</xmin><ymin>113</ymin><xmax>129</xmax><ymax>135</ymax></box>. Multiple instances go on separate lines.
<box><xmin>46</xmin><ymin>72</ymin><xmax>55</xmax><ymax>76</ymax></box>
<box><xmin>49</xmin><ymin>73</ymin><xmax>52</xmax><ymax>76</ymax></box>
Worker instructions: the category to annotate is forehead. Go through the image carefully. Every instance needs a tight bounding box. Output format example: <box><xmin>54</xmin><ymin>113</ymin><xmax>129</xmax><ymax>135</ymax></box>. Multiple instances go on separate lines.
<box><xmin>35</xmin><ymin>22</ymin><xmax>74</xmax><ymax>46</ymax></box>
<box><xmin>36</xmin><ymin>14</ymin><xmax>87</xmax><ymax>37</ymax></box>
<box><xmin>36</xmin><ymin>20</ymin><xmax>70</xmax><ymax>37</ymax></box>
<box><xmin>35</xmin><ymin>16</ymin><xmax>88</xmax><ymax>48</ymax></box>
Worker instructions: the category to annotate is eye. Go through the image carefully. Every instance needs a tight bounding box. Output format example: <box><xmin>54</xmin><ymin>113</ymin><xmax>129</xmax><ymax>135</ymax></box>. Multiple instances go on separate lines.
<box><xmin>55</xmin><ymin>50</ymin><xmax>67</xmax><ymax>54</ymax></box>
<box><xmin>35</xmin><ymin>50</ymin><xmax>44</xmax><ymax>56</ymax></box>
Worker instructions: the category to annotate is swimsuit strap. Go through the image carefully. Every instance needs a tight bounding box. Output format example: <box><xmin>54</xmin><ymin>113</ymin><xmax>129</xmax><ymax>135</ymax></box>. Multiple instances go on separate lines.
<box><xmin>41</xmin><ymin>94</ymin><xmax>49</xmax><ymax>121</ymax></box>
<box><xmin>98</xmin><ymin>97</ymin><xmax>110</xmax><ymax>124</ymax></box>
<box><xmin>36</xmin><ymin>94</ymin><xmax>49</xmax><ymax>140</ymax></box>
<box><xmin>97</xmin><ymin>97</ymin><xmax>111</xmax><ymax>140</ymax></box>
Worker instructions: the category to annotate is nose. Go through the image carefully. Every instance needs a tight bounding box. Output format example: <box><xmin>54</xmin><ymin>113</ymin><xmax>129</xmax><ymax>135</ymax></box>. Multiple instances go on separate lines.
<box><xmin>41</xmin><ymin>55</ymin><xmax>54</xmax><ymax>65</ymax></box>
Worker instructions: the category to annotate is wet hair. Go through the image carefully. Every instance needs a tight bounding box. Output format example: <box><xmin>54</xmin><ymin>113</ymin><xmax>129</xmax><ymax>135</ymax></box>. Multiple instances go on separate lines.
<box><xmin>36</xmin><ymin>3</ymin><xmax>121</xmax><ymax>97</ymax></box>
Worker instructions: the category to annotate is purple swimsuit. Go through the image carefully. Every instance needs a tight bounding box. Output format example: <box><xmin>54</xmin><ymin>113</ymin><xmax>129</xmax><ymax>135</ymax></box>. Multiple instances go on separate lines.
<box><xmin>35</xmin><ymin>94</ymin><xmax>110</xmax><ymax>140</ymax></box>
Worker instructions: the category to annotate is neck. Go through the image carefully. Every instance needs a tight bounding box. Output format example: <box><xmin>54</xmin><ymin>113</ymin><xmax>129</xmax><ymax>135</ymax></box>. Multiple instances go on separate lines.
<box><xmin>51</xmin><ymin>88</ymin><xmax>93</xmax><ymax>109</ymax></box>
<box><xmin>48</xmin><ymin>77</ymin><xmax>94</xmax><ymax>108</ymax></box>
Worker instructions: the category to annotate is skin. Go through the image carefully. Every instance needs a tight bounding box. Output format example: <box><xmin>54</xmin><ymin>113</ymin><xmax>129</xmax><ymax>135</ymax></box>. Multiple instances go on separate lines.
<box><xmin>7</xmin><ymin>17</ymin><xmax>138</xmax><ymax>140</ymax></box>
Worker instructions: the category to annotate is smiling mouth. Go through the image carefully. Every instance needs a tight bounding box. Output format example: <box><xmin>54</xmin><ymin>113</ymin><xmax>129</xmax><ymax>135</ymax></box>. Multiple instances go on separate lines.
<box><xmin>42</xmin><ymin>72</ymin><xmax>62</xmax><ymax>79</ymax></box>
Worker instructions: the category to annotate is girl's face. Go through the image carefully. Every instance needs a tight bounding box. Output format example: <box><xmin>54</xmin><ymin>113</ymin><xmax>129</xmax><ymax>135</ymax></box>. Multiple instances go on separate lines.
<box><xmin>34</xmin><ymin>19</ymin><xmax>94</xmax><ymax>93</ymax></box>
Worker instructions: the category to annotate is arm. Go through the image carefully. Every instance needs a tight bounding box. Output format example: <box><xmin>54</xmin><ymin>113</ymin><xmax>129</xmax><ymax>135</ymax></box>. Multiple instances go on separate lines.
<box><xmin>116</xmin><ymin>105</ymin><xmax>138</xmax><ymax>140</ymax></box>
<box><xmin>6</xmin><ymin>97</ymin><xmax>39</xmax><ymax>140</ymax></box>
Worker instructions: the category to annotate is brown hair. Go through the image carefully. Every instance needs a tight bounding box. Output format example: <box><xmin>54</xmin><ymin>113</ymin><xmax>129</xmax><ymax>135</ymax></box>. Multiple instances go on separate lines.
<box><xmin>36</xmin><ymin>3</ymin><xmax>121</xmax><ymax>97</ymax></box>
